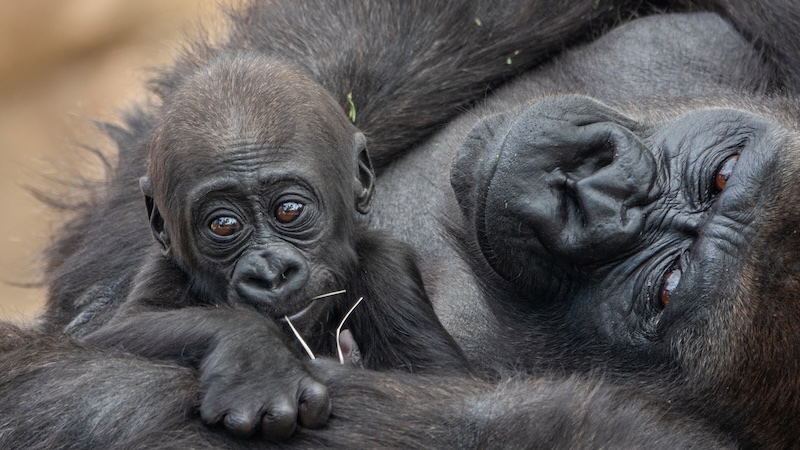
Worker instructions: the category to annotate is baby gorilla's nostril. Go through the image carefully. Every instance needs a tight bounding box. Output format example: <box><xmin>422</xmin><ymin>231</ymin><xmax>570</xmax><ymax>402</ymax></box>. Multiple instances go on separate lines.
<box><xmin>243</xmin><ymin>275</ymin><xmax>275</xmax><ymax>291</ymax></box>
<box><xmin>243</xmin><ymin>265</ymin><xmax>299</xmax><ymax>292</ymax></box>
<box><xmin>232</xmin><ymin>248</ymin><xmax>311</xmax><ymax>306</ymax></box>
<box><xmin>280</xmin><ymin>265</ymin><xmax>300</xmax><ymax>283</ymax></box>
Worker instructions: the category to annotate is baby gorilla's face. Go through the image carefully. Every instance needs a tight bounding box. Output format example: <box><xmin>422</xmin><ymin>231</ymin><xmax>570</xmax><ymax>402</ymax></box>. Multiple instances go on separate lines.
<box><xmin>185</xmin><ymin>155</ymin><xmax>351</xmax><ymax>318</ymax></box>
<box><xmin>142</xmin><ymin>52</ymin><xmax>374</xmax><ymax>326</ymax></box>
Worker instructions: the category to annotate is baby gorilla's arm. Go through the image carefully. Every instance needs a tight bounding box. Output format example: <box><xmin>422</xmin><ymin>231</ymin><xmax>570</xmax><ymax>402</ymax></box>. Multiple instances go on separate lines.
<box><xmin>82</xmin><ymin>259</ymin><xmax>330</xmax><ymax>441</ymax></box>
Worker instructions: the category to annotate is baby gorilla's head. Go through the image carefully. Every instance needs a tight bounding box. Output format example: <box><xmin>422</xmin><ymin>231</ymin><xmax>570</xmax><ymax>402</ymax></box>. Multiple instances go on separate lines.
<box><xmin>140</xmin><ymin>52</ymin><xmax>375</xmax><ymax>322</ymax></box>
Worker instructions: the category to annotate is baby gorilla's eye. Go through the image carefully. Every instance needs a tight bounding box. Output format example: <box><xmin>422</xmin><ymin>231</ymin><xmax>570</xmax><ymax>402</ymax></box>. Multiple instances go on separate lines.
<box><xmin>659</xmin><ymin>267</ymin><xmax>682</xmax><ymax>307</ymax></box>
<box><xmin>209</xmin><ymin>216</ymin><xmax>241</xmax><ymax>237</ymax></box>
<box><xmin>275</xmin><ymin>202</ymin><xmax>304</xmax><ymax>224</ymax></box>
<box><xmin>714</xmin><ymin>154</ymin><xmax>740</xmax><ymax>193</ymax></box>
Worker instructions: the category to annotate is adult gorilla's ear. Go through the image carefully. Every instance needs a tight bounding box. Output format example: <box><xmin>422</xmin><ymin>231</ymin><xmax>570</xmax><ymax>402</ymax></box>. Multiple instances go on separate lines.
<box><xmin>354</xmin><ymin>132</ymin><xmax>375</xmax><ymax>214</ymax></box>
<box><xmin>139</xmin><ymin>176</ymin><xmax>171</xmax><ymax>254</ymax></box>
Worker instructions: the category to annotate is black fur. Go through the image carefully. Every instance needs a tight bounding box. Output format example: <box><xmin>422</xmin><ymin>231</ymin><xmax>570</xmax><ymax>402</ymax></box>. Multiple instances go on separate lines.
<box><xmin>5</xmin><ymin>0</ymin><xmax>800</xmax><ymax>448</ymax></box>
<box><xmin>0</xmin><ymin>323</ymin><xmax>731</xmax><ymax>448</ymax></box>
<box><xmin>40</xmin><ymin>0</ymin><xmax>648</xmax><ymax>332</ymax></box>
<box><xmin>343</xmin><ymin>233</ymin><xmax>469</xmax><ymax>373</ymax></box>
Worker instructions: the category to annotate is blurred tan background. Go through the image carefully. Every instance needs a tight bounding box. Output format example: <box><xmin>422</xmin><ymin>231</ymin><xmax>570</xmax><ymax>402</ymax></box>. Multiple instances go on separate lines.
<box><xmin>0</xmin><ymin>1</ymin><xmax>224</xmax><ymax>322</ymax></box>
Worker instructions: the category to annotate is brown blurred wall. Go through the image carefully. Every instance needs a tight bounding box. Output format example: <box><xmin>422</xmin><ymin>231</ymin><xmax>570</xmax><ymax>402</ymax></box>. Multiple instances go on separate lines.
<box><xmin>0</xmin><ymin>1</ymin><xmax>223</xmax><ymax>322</ymax></box>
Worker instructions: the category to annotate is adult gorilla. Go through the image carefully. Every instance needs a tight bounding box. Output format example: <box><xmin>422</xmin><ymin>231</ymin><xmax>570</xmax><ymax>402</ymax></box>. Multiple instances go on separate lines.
<box><xmin>3</xmin><ymin>0</ymin><xmax>800</xmax><ymax>448</ymax></box>
<box><xmin>372</xmin><ymin>12</ymin><xmax>800</xmax><ymax>448</ymax></box>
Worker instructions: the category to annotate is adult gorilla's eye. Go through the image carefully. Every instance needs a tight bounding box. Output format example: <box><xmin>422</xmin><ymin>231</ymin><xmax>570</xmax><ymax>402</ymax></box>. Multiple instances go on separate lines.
<box><xmin>275</xmin><ymin>201</ymin><xmax>304</xmax><ymax>224</ymax></box>
<box><xmin>659</xmin><ymin>268</ymin><xmax>682</xmax><ymax>307</ymax></box>
<box><xmin>714</xmin><ymin>154</ymin><xmax>740</xmax><ymax>192</ymax></box>
<box><xmin>209</xmin><ymin>216</ymin><xmax>241</xmax><ymax>236</ymax></box>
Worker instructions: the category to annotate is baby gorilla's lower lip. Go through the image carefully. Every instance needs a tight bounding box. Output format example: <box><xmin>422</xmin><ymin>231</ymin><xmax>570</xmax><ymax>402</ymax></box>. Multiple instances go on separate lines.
<box><xmin>281</xmin><ymin>300</ymin><xmax>316</xmax><ymax>321</ymax></box>
<box><xmin>276</xmin><ymin>297</ymin><xmax>326</xmax><ymax>327</ymax></box>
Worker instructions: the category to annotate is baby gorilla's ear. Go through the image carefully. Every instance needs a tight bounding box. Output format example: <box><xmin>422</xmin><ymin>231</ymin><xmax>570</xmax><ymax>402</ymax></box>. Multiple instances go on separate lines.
<box><xmin>139</xmin><ymin>176</ymin><xmax>171</xmax><ymax>254</ymax></box>
<box><xmin>353</xmin><ymin>132</ymin><xmax>375</xmax><ymax>214</ymax></box>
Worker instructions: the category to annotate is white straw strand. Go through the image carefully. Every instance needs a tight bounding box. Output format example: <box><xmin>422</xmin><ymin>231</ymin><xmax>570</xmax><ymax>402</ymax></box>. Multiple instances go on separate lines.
<box><xmin>336</xmin><ymin>296</ymin><xmax>364</xmax><ymax>364</ymax></box>
<box><xmin>284</xmin><ymin>315</ymin><xmax>316</xmax><ymax>360</ymax></box>
<box><xmin>310</xmin><ymin>289</ymin><xmax>347</xmax><ymax>300</ymax></box>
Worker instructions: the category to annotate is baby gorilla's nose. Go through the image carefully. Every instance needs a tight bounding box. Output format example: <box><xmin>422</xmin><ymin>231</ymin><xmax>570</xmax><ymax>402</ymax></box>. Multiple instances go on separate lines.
<box><xmin>232</xmin><ymin>247</ymin><xmax>309</xmax><ymax>308</ymax></box>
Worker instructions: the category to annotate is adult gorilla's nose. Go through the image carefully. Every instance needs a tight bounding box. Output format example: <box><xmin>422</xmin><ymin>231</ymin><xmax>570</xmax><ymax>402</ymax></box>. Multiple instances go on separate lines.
<box><xmin>552</xmin><ymin>121</ymin><xmax>660</xmax><ymax>263</ymax></box>
<box><xmin>232</xmin><ymin>247</ymin><xmax>309</xmax><ymax>308</ymax></box>
<box><xmin>455</xmin><ymin>96</ymin><xmax>661</xmax><ymax>278</ymax></box>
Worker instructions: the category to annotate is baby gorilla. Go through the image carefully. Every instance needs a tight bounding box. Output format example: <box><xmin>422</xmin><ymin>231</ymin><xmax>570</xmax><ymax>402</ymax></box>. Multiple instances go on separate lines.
<box><xmin>82</xmin><ymin>52</ymin><xmax>470</xmax><ymax>440</ymax></box>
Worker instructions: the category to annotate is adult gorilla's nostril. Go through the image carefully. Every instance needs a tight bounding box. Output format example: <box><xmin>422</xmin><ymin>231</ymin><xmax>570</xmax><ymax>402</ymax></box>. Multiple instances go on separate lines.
<box><xmin>535</xmin><ymin>121</ymin><xmax>658</xmax><ymax>264</ymax></box>
<box><xmin>566</xmin><ymin>140</ymin><xmax>615</xmax><ymax>180</ymax></box>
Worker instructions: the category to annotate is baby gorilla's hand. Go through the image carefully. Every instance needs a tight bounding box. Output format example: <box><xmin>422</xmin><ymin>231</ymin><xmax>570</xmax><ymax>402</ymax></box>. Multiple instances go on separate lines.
<box><xmin>198</xmin><ymin>323</ymin><xmax>331</xmax><ymax>441</ymax></box>
<box><xmin>80</xmin><ymin>305</ymin><xmax>331</xmax><ymax>441</ymax></box>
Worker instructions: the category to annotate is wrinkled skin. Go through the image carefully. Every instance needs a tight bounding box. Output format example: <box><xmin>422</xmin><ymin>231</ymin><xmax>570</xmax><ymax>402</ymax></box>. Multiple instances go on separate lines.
<box><xmin>140</xmin><ymin>56</ymin><xmax>367</xmax><ymax>318</ymax></box>
<box><xmin>453</xmin><ymin>98</ymin><xmax>778</xmax><ymax>349</ymax></box>
<box><xmin>2</xmin><ymin>0</ymin><xmax>800</xmax><ymax>448</ymax></box>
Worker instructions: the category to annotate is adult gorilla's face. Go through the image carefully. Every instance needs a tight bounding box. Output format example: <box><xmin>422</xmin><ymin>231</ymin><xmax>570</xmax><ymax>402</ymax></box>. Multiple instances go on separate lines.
<box><xmin>451</xmin><ymin>95</ymin><xmax>800</xmax><ymax>376</ymax></box>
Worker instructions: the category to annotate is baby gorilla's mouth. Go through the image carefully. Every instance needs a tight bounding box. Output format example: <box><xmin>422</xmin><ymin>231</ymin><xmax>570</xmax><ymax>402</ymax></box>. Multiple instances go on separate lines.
<box><xmin>277</xmin><ymin>290</ymin><xmax>347</xmax><ymax>326</ymax></box>
<box><xmin>280</xmin><ymin>298</ymin><xmax>321</xmax><ymax>322</ymax></box>
<box><xmin>279</xmin><ymin>293</ymin><xmax>364</xmax><ymax>365</ymax></box>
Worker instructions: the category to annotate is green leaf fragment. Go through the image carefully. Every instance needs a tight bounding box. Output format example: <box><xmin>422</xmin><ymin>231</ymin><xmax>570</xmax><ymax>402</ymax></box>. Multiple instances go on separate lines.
<box><xmin>347</xmin><ymin>92</ymin><xmax>356</xmax><ymax>123</ymax></box>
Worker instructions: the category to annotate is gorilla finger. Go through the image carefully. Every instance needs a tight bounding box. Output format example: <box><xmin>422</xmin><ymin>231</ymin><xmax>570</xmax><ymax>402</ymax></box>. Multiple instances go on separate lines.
<box><xmin>261</xmin><ymin>399</ymin><xmax>298</xmax><ymax>442</ymax></box>
<box><xmin>222</xmin><ymin>408</ymin><xmax>259</xmax><ymax>438</ymax></box>
<box><xmin>298</xmin><ymin>380</ymin><xmax>332</xmax><ymax>429</ymax></box>
<box><xmin>199</xmin><ymin>396</ymin><xmax>225</xmax><ymax>426</ymax></box>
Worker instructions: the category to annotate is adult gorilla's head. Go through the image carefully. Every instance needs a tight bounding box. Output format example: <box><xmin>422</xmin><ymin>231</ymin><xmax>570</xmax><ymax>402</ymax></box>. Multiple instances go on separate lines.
<box><xmin>451</xmin><ymin>92</ymin><xmax>800</xmax><ymax>435</ymax></box>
